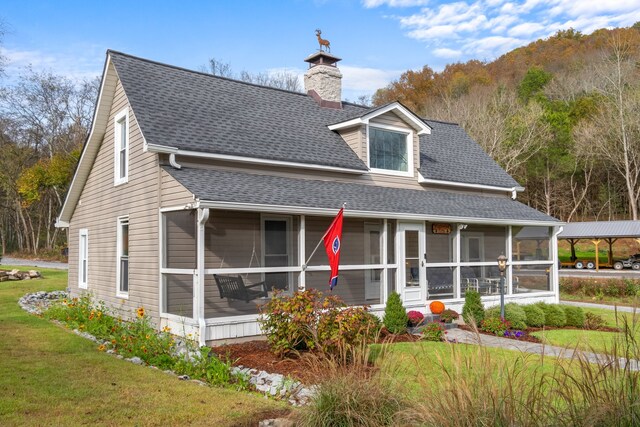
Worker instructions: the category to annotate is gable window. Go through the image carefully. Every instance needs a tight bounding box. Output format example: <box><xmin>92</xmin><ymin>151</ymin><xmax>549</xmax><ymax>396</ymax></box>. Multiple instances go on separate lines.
<box><xmin>368</xmin><ymin>126</ymin><xmax>412</xmax><ymax>175</ymax></box>
<box><xmin>114</xmin><ymin>109</ymin><xmax>129</xmax><ymax>185</ymax></box>
<box><xmin>116</xmin><ymin>216</ymin><xmax>129</xmax><ymax>297</ymax></box>
<box><xmin>78</xmin><ymin>229</ymin><xmax>88</xmax><ymax>289</ymax></box>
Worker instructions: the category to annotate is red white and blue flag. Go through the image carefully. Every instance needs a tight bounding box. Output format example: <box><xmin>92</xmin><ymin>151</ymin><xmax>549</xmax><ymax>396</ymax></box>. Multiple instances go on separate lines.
<box><xmin>323</xmin><ymin>207</ymin><xmax>344</xmax><ymax>290</ymax></box>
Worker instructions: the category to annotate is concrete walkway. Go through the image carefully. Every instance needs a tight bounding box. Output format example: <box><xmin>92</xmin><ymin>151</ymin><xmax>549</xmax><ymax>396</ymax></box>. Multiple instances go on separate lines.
<box><xmin>445</xmin><ymin>327</ymin><xmax>639</xmax><ymax>371</ymax></box>
<box><xmin>0</xmin><ymin>257</ymin><xmax>68</xmax><ymax>270</ymax></box>
<box><xmin>560</xmin><ymin>300</ymin><xmax>638</xmax><ymax>313</ymax></box>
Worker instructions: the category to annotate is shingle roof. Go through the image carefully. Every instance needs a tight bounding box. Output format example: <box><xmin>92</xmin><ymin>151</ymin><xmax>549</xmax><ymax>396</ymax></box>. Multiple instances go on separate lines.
<box><xmin>109</xmin><ymin>51</ymin><xmax>369</xmax><ymax>171</ymax></box>
<box><xmin>109</xmin><ymin>51</ymin><xmax>521</xmax><ymax>188</ymax></box>
<box><xmin>558</xmin><ymin>221</ymin><xmax>640</xmax><ymax>239</ymax></box>
<box><xmin>420</xmin><ymin>120</ymin><xmax>521</xmax><ymax>189</ymax></box>
<box><xmin>163</xmin><ymin>166</ymin><xmax>558</xmax><ymax>223</ymax></box>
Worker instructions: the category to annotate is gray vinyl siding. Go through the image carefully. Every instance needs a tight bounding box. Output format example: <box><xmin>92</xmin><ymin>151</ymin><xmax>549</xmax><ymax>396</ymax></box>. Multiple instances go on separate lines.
<box><xmin>68</xmin><ymin>78</ymin><xmax>162</xmax><ymax>319</ymax></box>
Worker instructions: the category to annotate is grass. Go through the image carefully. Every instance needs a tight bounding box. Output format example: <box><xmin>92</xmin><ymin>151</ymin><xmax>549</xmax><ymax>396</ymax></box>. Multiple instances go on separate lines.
<box><xmin>531</xmin><ymin>329</ymin><xmax>619</xmax><ymax>354</ymax></box>
<box><xmin>561</xmin><ymin>292</ymin><xmax>640</xmax><ymax>307</ymax></box>
<box><xmin>0</xmin><ymin>265</ymin><xmax>287</xmax><ymax>426</ymax></box>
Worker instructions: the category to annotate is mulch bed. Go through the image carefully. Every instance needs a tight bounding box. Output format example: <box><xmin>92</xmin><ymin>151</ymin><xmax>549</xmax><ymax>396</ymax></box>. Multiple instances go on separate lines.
<box><xmin>210</xmin><ymin>331</ymin><xmax>420</xmax><ymax>384</ymax></box>
<box><xmin>459</xmin><ymin>324</ymin><xmax>622</xmax><ymax>345</ymax></box>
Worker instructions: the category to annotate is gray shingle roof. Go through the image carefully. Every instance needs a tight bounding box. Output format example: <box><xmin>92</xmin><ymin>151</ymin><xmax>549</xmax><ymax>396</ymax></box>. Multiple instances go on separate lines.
<box><xmin>110</xmin><ymin>51</ymin><xmax>521</xmax><ymax>188</ymax></box>
<box><xmin>163</xmin><ymin>166</ymin><xmax>557</xmax><ymax>223</ymax></box>
<box><xmin>110</xmin><ymin>51</ymin><xmax>368</xmax><ymax>171</ymax></box>
<box><xmin>420</xmin><ymin>120</ymin><xmax>521</xmax><ymax>188</ymax></box>
<box><xmin>558</xmin><ymin>221</ymin><xmax>640</xmax><ymax>239</ymax></box>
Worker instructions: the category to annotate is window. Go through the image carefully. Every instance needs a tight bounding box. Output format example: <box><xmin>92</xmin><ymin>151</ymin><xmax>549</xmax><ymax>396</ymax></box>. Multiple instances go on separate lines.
<box><xmin>117</xmin><ymin>217</ymin><xmax>129</xmax><ymax>297</ymax></box>
<box><xmin>78</xmin><ymin>229</ymin><xmax>88</xmax><ymax>289</ymax></box>
<box><xmin>368</xmin><ymin>126</ymin><xmax>412</xmax><ymax>174</ymax></box>
<box><xmin>114</xmin><ymin>109</ymin><xmax>129</xmax><ymax>185</ymax></box>
<box><xmin>262</xmin><ymin>216</ymin><xmax>291</xmax><ymax>292</ymax></box>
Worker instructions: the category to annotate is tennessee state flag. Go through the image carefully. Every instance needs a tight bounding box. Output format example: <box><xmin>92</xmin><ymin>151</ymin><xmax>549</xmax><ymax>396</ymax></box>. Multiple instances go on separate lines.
<box><xmin>323</xmin><ymin>207</ymin><xmax>344</xmax><ymax>290</ymax></box>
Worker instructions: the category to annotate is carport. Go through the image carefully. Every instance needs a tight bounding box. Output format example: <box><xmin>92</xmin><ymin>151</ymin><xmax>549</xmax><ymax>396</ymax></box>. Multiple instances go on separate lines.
<box><xmin>558</xmin><ymin>221</ymin><xmax>640</xmax><ymax>270</ymax></box>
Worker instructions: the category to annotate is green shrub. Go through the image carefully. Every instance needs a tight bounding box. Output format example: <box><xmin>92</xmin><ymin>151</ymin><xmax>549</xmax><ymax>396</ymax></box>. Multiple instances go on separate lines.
<box><xmin>421</xmin><ymin>322</ymin><xmax>445</xmax><ymax>342</ymax></box>
<box><xmin>462</xmin><ymin>290</ymin><xmax>485</xmax><ymax>325</ymax></box>
<box><xmin>537</xmin><ymin>303</ymin><xmax>566</xmax><ymax>327</ymax></box>
<box><xmin>562</xmin><ymin>305</ymin><xmax>585</xmax><ymax>328</ymax></box>
<box><xmin>485</xmin><ymin>303</ymin><xmax>527</xmax><ymax>330</ymax></box>
<box><xmin>480</xmin><ymin>317</ymin><xmax>510</xmax><ymax>336</ymax></box>
<box><xmin>584</xmin><ymin>312</ymin><xmax>605</xmax><ymax>330</ymax></box>
<box><xmin>522</xmin><ymin>304</ymin><xmax>546</xmax><ymax>327</ymax></box>
<box><xmin>383</xmin><ymin>292</ymin><xmax>408</xmax><ymax>334</ymax></box>
<box><xmin>316</xmin><ymin>306</ymin><xmax>381</xmax><ymax>358</ymax></box>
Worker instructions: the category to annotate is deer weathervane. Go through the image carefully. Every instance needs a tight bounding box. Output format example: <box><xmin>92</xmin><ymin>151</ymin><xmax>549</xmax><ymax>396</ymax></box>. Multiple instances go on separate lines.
<box><xmin>315</xmin><ymin>29</ymin><xmax>331</xmax><ymax>52</ymax></box>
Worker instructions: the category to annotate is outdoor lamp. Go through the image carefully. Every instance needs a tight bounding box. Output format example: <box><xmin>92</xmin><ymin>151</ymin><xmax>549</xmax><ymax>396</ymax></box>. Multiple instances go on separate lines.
<box><xmin>497</xmin><ymin>254</ymin><xmax>507</xmax><ymax>274</ymax></box>
<box><xmin>497</xmin><ymin>254</ymin><xmax>507</xmax><ymax>318</ymax></box>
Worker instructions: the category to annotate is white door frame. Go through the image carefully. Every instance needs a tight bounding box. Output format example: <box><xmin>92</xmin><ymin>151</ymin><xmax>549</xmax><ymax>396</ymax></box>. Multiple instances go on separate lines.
<box><xmin>397</xmin><ymin>222</ymin><xmax>426</xmax><ymax>305</ymax></box>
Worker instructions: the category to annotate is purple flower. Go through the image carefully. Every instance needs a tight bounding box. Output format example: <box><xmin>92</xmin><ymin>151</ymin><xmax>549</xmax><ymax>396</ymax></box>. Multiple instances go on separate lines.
<box><xmin>504</xmin><ymin>330</ymin><xmax>511</xmax><ymax>337</ymax></box>
<box><xmin>514</xmin><ymin>331</ymin><xmax>523</xmax><ymax>338</ymax></box>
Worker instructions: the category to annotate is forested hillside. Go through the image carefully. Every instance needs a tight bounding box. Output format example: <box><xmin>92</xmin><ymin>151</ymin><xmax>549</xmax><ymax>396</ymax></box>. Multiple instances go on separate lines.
<box><xmin>374</xmin><ymin>26</ymin><xmax>640</xmax><ymax>222</ymax></box>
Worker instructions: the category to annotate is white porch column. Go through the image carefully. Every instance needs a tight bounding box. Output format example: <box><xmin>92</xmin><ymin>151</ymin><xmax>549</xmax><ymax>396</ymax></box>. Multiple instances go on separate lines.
<box><xmin>552</xmin><ymin>226</ymin><xmax>563</xmax><ymax>303</ymax></box>
<box><xmin>299</xmin><ymin>215</ymin><xmax>305</xmax><ymax>291</ymax></box>
<box><xmin>507</xmin><ymin>226</ymin><xmax>513</xmax><ymax>294</ymax></box>
<box><xmin>382</xmin><ymin>219</ymin><xmax>388</xmax><ymax>303</ymax></box>
<box><xmin>196</xmin><ymin>208</ymin><xmax>209</xmax><ymax>346</ymax></box>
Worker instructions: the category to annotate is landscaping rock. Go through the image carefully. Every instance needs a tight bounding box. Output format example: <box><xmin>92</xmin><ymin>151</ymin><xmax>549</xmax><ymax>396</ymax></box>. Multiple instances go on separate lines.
<box><xmin>259</xmin><ymin>418</ymin><xmax>294</xmax><ymax>427</ymax></box>
<box><xmin>178</xmin><ymin>375</ymin><xmax>190</xmax><ymax>380</ymax></box>
<box><xmin>127</xmin><ymin>356</ymin><xmax>144</xmax><ymax>365</ymax></box>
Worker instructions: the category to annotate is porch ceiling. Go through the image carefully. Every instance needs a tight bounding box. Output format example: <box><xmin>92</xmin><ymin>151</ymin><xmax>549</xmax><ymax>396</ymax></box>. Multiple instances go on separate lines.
<box><xmin>163</xmin><ymin>166</ymin><xmax>558</xmax><ymax>224</ymax></box>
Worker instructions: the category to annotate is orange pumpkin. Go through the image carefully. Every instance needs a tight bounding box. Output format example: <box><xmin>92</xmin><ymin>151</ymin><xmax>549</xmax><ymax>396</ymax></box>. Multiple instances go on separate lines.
<box><xmin>429</xmin><ymin>300</ymin><xmax>445</xmax><ymax>314</ymax></box>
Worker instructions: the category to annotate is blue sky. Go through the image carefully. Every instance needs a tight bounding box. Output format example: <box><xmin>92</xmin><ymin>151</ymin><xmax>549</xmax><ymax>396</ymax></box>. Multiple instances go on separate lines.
<box><xmin>2</xmin><ymin>0</ymin><xmax>640</xmax><ymax>100</ymax></box>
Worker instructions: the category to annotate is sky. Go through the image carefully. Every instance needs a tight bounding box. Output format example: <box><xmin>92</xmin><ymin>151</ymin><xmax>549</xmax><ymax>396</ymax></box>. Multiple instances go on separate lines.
<box><xmin>2</xmin><ymin>0</ymin><xmax>640</xmax><ymax>101</ymax></box>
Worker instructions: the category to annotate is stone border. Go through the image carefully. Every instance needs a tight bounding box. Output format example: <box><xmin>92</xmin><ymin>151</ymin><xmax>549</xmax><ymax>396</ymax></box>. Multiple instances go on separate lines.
<box><xmin>18</xmin><ymin>291</ymin><xmax>316</xmax><ymax>407</ymax></box>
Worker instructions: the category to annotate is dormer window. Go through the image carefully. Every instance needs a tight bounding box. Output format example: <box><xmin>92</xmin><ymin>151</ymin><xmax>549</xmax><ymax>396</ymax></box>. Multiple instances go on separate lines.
<box><xmin>368</xmin><ymin>125</ymin><xmax>413</xmax><ymax>176</ymax></box>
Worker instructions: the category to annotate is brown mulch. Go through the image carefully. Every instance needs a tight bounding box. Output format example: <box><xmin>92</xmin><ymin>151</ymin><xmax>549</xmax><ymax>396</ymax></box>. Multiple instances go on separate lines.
<box><xmin>210</xmin><ymin>331</ymin><xmax>420</xmax><ymax>384</ymax></box>
<box><xmin>459</xmin><ymin>324</ymin><xmax>544</xmax><ymax>343</ymax></box>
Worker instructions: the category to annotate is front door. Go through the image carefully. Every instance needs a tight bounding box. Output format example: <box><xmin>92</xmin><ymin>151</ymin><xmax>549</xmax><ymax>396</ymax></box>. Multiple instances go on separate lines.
<box><xmin>398</xmin><ymin>222</ymin><xmax>426</xmax><ymax>304</ymax></box>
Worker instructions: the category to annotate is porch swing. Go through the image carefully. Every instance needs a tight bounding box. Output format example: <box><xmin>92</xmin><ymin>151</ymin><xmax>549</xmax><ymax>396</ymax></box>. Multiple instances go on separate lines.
<box><xmin>213</xmin><ymin>225</ymin><xmax>269</xmax><ymax>303</ymax></box>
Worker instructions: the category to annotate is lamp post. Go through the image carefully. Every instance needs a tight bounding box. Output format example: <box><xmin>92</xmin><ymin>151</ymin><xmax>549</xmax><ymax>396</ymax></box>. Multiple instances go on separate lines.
<box><xmin>497</xmin><ymin>254</ymin><xmax>507</xmax><ymax>319</ymax></box>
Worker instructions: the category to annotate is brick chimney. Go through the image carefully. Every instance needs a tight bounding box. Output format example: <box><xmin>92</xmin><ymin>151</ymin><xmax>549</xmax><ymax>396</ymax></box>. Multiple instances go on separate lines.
<box><xmin>304</xmin><ymin>52</ymin><xmax>342</xmax><ymax>109</ymax></box>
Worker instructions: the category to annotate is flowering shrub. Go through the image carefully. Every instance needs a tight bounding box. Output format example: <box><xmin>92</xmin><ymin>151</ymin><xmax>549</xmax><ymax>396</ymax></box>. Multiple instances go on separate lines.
<box><xmin>480</xmin><ymin>317</ymin><xmax>510</xmax><ymax>336</ymax></box>
<box><xmin>407</xmin><ymin>310</ymin><xmax>424</xmax><ymax>327</ymax></box>
<box><xmin>259</xmin><ymin>289</ymin><xmax>381</xmax><ymax>359</ymax></box>
<box><xmin>421</xmin><ymin>322</ymin><xmax>445</xmax><ymax>342</ymax></box>
<box><xmin>439</xmin><ymin>309</ymin><xmax>459</xmax><ymax>323</ymax></box>
<box><xmin>46</xmin><ymin>296</ymin><xmax>245</xmax><ymax>388</ymax></box>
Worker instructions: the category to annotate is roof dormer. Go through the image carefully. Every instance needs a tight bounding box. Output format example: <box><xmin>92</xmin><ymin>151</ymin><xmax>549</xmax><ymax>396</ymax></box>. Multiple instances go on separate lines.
<box><xmin>328</xmin><ymin>102</ymin><xmax>431</xmax><ymax>178</ymax></box>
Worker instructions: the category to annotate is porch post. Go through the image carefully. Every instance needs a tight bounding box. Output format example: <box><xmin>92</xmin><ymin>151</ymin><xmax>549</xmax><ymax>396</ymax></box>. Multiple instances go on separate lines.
<box><xmin>506</xmin><ymin>226</ymin><xmax>513</xmax><ymax>294</ymax></box>
<box><xmin>551</xmin><ymin>226</ymin><xmax>562</xmax><ymax>303</ymax></box>
<box><xmin>196</xmin><ymin>208</ymin><xmax>209</xmax><ymax>346</ymax></box>
<box><xmin>299</xmin><ymin>215</ymin><xmax>305</xmax><ymax>291</ymax></box>
<box><xmin>382</xmin><ymin>219</ymin><xmax>388</xmax><ymax>303</ymax></box>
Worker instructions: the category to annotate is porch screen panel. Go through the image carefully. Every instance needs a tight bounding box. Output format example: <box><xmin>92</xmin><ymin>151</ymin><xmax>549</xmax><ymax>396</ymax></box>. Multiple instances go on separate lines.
<box><xmin>164</xmin><ymin>211</ymin><xmax>196</xmax><ymax>269</ymax></box>
<box><xmin>426</xmin><ymin>267</ymin><xmax>457</xmax><ymax>300</ymax></box>
<box><xmin>513</xmin><ymin>265</ymin><xmax>552</xmax><ymax>293</ymax></box>
<box><xmin>305</xmin><ymin>269</ymin><xmax>383</xmax><ymax>305</ymax></box>
<box><xmin>163</xmin><ymin>273</ymin><xmax>193</xmax><ymax>318</ymax></box>
<box><xmin>461</xmin><ymin>225</ymin><xmax>506</xmax><ymax>263</ymax></box>
<box><xmin>512</xmin><ymin>226</ymin><xmax>551</xmax><ymax>261</ymax></box>
<box><xmin>204</xmin><ymin>273</ymin><xmax>296</xmax><ymax>318</ymax></box>
<box><xmin>205</xmin><ymin>211</ymin><xmax>298</xmax><ymax>269</ymax></box>
<box><xmin>305</xmin><ymin>217</ymin><xmax>376</xmax><ymax>266</ymax></box>
<box><xmin>426</xmin><ymin>223</ymin><xmax>455</xmax><ymax>263</ymax></box>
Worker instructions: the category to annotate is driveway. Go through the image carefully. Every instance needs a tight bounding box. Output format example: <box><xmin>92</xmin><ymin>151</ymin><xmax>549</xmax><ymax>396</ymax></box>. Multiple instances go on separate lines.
<box><xmin>1</xmin><ymin>257</ymin><xmax>68</xmax><ymax>270</ymax></box>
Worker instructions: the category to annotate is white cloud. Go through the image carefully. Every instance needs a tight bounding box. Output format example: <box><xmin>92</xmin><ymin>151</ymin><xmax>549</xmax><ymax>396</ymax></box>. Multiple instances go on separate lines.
<box><xmin>340</xmin><ymin>65</ymin><xmax>401</xmax><ymax>92</ymax></box>
<box><xmin>362</xmin><ymin>0</ymin><xmax>430</xmax><ymax>8</ymax></box>
<box><xmin>433</xmin><ymin>47</ymin><xmax>463</xmax><ymax>58</ymax></box>
<box><xmin>368</xmin><ymin>0</ymin><xmax>640</xmax><ymax>65</ymax></box>
<box><xmin>508</xmin><ymin>22</ymin><xmax>546</xmax><ymax>37</ymax></box>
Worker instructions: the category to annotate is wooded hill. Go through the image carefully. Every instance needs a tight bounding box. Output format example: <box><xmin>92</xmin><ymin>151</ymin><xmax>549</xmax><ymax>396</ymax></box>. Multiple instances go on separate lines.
<box><xmin>374</xmin><ymin>25</ymin><xmax>640</xmax><ymax>222</ymax></box>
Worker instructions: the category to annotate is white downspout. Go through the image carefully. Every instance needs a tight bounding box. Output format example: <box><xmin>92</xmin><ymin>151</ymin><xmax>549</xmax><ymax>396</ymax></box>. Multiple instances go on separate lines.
<box><xmin>196</xmin><ymin>208</ymin><xmax>209</xmax><ymax>346</ymax></box>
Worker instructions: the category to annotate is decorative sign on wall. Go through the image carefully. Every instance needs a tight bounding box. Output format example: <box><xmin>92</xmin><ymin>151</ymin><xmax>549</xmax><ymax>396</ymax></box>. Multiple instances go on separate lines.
<box><xmin>432</xmin><ymin>223</ymin><xmax>452</xmax><ymax>235</ymax></box>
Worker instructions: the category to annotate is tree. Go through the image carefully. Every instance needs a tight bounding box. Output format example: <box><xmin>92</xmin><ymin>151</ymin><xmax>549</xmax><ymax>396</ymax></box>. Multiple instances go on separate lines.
<box><xmin>202</xmin><ymin>57</ymin><xmax>302</xmax><ymax>92</ymax></box>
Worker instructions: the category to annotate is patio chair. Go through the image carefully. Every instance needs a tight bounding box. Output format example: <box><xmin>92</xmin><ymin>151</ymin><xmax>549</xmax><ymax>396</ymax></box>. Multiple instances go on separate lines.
<box><xmin>213</xmin><ymin>274</ymin><xmax>268</xmax><ymax>303</ymax></box>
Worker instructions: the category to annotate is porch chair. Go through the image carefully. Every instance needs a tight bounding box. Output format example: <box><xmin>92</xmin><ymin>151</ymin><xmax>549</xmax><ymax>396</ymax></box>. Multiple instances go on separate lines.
<box><xmin>213</xmin><ymin>274</ymin><xmax>268</xmax><ymax>303</ymax></box>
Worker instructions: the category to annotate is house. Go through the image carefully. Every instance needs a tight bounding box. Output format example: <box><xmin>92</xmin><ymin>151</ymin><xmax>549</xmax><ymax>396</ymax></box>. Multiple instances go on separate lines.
<box><xmin>56</xmin><ymin>49</ymin><xmax>561</xmax><ymax>345</ymax></box>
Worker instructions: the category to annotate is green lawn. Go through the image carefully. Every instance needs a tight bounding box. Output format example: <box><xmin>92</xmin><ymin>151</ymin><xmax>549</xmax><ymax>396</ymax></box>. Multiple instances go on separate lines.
<box><xmin>561</xmin><ymin>292</ymin><xmax>640</xmax><ymax>307</ymax></box>
<box><xmin>0</xmin><ymin>266</ymin><xmax>287</xmax><ymax>426</ymax></box>
<box><xmin>531</xmin><ymin>307</ymin><xmax>640</xmax><ymax>354</ymax></box>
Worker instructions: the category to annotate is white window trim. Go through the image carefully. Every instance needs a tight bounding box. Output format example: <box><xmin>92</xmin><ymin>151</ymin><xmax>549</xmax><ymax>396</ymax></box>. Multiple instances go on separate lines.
<box><xmin>114</xmin><ymin>108</ymin><xmax>129</xmax><ymax>186</ymax></box>
<box><xmin>116</xmin><ymin>216</ymin><xmax>129</xmax><ymax>298</ymax></box>
<box><xmin>78</xmin><ymin>228</ymin><xmax>88</xmax><ymax>289</ymax></box>
<box><xmin>367</xmin><ymin>123</ymin><xmax>414</xmax><ymax>177</ymax></box>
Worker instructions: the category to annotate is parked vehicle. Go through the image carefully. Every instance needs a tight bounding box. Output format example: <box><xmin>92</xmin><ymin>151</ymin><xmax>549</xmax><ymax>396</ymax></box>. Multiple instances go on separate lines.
<box><xmin>613</xmin><ymin>254</ymin><xmax>640</xmax><ymax>271</ymax></box>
